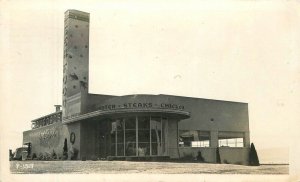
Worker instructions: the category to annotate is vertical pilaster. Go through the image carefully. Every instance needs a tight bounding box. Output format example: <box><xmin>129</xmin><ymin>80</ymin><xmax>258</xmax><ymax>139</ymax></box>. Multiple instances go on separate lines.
<box><xmin>168</xmin><ymin>119</ymin><xmax>180</xmax><ymax>158</ymax></box>
<box><xmin>210</xmin><ymin>130</ymin><xmax>219</xmax><ymax>148</ymax></box>
<box><xmin>244</xmin><ymin>131</ymin><xmax>250</xmax><ymax>148</ymax></box>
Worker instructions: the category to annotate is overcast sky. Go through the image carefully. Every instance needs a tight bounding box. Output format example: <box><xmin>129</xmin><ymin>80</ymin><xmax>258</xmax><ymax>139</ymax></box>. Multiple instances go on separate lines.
<box><xmin>1</xmin><ymin>0</ymin><xmax>300</xmax><ymax>164</ymax></box>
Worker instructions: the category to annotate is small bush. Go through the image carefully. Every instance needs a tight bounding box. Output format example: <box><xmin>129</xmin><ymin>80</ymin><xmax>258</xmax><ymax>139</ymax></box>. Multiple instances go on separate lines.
<box><xmin>44</xmin><ymin>152</ymin><xmax>51</xmax><ymax>160</ymax></box>
<box><xmin>196</xmin><ymin>151</ymin><xmax>205</xmax><ymax>162</ymax></box>
<box><xmin>32</xmin><ymin>153</ymin><xmax>37</xmax><ymax>160</ymax></box>
<box><xmin>107</xmin><ymin>156</ymin><xmax>113</xmax><ymax>161</ymax></box>
<box><xmin>51</xmin><ymin>150</ymin><xmax>57</xmax><ymax>160</ymax></box>
<box><xmin>216</xmin><ymin>147</ymin><xmax>221</xmax><ymax>164</ymax></box>
<box><xmin>249</xmin><ymin>143</ymin><xmax>260</xmax><ymax>166</ymax></box>
<box><xmin>91</xmin><ymin>155</ymin><xmax>98</xmax><ymax>161</ymax></box>
<box><xmin>180</xmin><ymin>153</ymin><xmax>194</xmax><ymax>161</ymax></box>
<box><xmin>235</xmin><ymin>161</ymin><xmax>242</xmax><ymax>165</ymax></box>
<box><xmin>62</xmin><ymin>152</ymin><xmax>68</xmax><ymax>160</ymax></box>
<box><xmin>70</xmin><ymin>147</ymin><xmax>78</xmax><ymax>160</ymax></box>
<box><xmin>223</xmin><ymin>159</ymin><xmax>229</xmax><ymax>164</ymax></box>
<box><xmin>38</xmin><ymin>153</ymin><xmax>44</xmax><ymax>160</ymax></box>
<box><xmin>62</xmin><ymin>138</ymin><xmax>68</xmax><ymax>160</ymax></box>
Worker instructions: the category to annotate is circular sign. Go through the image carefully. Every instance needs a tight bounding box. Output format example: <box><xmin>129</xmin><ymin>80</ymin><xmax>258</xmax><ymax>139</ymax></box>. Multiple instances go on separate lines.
<box><xmin>70</xmin><ymin>132</ymin><xmax>76</xmax><ymax>144</ymax></box>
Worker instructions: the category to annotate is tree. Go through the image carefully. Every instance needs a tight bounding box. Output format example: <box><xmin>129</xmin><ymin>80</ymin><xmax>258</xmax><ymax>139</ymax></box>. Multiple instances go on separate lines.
<box><xmin>63</xmin><ymin>138</ymin><xmax>68</xmax><ymax>160</ymax></box>
<box><xmin>249</xmin><ymin>143</ymin><xmax>260</xmax><ymax>166</ymax></box>
<box><xmin>216</xmin><ymin>147</ymin><xmax>221</xmax><ymax>164</ymax></box>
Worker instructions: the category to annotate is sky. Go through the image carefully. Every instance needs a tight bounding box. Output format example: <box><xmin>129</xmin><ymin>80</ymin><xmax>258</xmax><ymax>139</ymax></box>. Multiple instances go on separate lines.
<box><xmin>1</xmin><ymin>0</ymin><xmax>300</xmax><ymax>166</ymax></box>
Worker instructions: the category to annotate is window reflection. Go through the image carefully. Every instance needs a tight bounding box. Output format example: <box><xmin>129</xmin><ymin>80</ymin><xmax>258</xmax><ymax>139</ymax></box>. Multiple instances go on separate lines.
<box><xmin>125</xmin><ymin>117</ymin><xmax>136</xmax><ymax>156</ymax></box>
<box><xmin>138</xmin><ymin>116</ymin><xmax>150</xmax><ymax>156</ymax></box>
<box><xmin>218</xmin><ymin>132</ymin><xmax>244</xmax><ymax>147</ymax></box>
<box><xmin>125</xmin><ymin>130</ymin><xmax>136</xmax><ymax>156</ymax></box>
<box><xmin>109</xmin><ymin>116</ymin><xmax>168</xmax><ymax>157</ymax></box>
<box><xmin>161</xmin><ymin>117</ymin><xmax>168</xmax><ymax>156</ymax></box>
<box><xmin>138</xmin><ymin>116</ymin><xmax>150</xmax><ymax>129</ymax></box>
<box><xmin>179</xmin><ymin>130</ymin><xmax>210</xmax><ymax>147</ymax></box>
<box><xmin>150</xmin><ymin>117</ymin><xmax>162</xmax><ymax>156</ymax></box>
<box><xmin>125</xmin><ymin>117</ymin><xmax>135</xmax><ymax>129</ymax></box>
<box><xmin>219</xmin><ymin>138</ymin><xmax>244</xmax><ymax>147</ymax></box>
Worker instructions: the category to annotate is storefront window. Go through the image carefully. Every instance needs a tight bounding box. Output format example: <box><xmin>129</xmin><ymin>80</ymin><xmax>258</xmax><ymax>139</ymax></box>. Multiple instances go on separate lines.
<box><xmin>138</xmin><ymin>116</ymin><xmax>150</xmax><ymax>156</ymax></box>
<box><xmin>125</xmin><ymin>117</ymin><xmax>135</xmax><ymax>129</ymax></box>
<box><xmin>150</xmin><ymin>116</ymin><xmax>162</xmax><ymax>155</ymax></box>
<box><xmin>138</xmin><ymin>116</ymin><xmax>150</xmax><ymax>129</ymax></box>
<box><xmin>125</xmin><ymin>117</ymin><xmax>136</xmax><ymax>156</ymax></box>
<box><xmin>110</xmin><ymin>116</ymin><xmax>168</xmax><ymax>157</ymax></box>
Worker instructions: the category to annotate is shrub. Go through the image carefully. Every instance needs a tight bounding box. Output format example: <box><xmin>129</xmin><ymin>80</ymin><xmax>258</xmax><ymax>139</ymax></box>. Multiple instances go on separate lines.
<box><xmin>235</xmin><ymin>161</ymin><xmax>242</xmax><ymax>165</ymax></box>
<box><xmin>51</xmin><ymin>150</ymin><xmax>57</xmax><ymax>160</ymax></box>
<box><xmin>44</xmin><ymin>152</ymin><xmax>51</xmax><ymax>160</ymax></box>
<box><xmin>91</xmin><ymin>155</ymin><xmax>97</xmax><ymax>161</ymax></box>
<box><xmin>38</xmin><ymin>153</ymin><xmax>44</xmax><ymax>160</ymax></box>
<box><xmin>216</xmin><ymin>147</ymin><xmax>221</xmax><ymax>164</ymax></box>
<box><xmin>249</xmin><ymin>143</ymin><xmax>260</xmax><ymax>166</ymax></box>
<box><xmin>63</xmin><ymin>139</ymin><xmax>68</xmax><ymax>160</ymax></box>
<box><xmin>70</xmin><ymin>147</ymin><xmax>79</xmax><ymax>160</ymax></box>
<box><xmin>32</xmin><ymin>153</ymin><xmax>37</xmax><ymax>160</ymax></box>
<box><xmin>180</xmin><ymin>153</ymin><xmax>194</xmax><ymax>161</ymax></box>
<box><xmin>196</xmin><ymin>151</ymin><xmax>205</xmax><ymax>162</ymax></box>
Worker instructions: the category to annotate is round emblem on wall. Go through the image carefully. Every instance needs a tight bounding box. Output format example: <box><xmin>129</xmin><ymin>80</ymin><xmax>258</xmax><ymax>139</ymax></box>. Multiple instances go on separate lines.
<box><xmin>70</xmin><ymin>132</ymin><xmax>76</xmax><ymax>144</ymax></box>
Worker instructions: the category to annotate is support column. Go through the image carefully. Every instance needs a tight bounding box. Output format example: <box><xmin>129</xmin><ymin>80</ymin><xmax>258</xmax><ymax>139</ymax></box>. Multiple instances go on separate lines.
<box><xmin>244</xmin><ymin>131</ymin><xmax>250</xmax><ymax>148</ymax></box>
<box><xmin>210</xmin><ymin>131</ymin><xmax>218</xmax><ymax>148</ymax></box>
<box><xmin>168</xmin><ymin>119</ymin><xmax>179</xmax><ymax>159</ymax></box>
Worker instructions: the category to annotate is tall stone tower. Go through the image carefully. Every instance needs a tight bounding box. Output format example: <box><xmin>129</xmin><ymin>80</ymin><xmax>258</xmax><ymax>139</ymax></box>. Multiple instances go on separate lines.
<box><xmin>62</xmin><ymin>10</ymin><xmax>90</xmax><ymax>119</ymax></box>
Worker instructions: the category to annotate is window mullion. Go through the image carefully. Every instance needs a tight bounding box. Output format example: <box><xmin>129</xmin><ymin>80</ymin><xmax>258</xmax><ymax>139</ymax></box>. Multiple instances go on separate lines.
<box><xmin>115</xmin><ymin>121</ymin><xmax>117</xmax><ymax>156</ymax></box>
<box><xmin>136</xmin><ymin>116</ymin><xmax>138</xmax><ymax>156</ymax></box>
<box><xmin>150</xmin><ymin>116</ymin><xmax>152</xmax><ymax>156</ymax></box>
<box><xmin>123</xmin><ymin>119</ymin><xmax>125</xmax><ymax>156</ymax></box>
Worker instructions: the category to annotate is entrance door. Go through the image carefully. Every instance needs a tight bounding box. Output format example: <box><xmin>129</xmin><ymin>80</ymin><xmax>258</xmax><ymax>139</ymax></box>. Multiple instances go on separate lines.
<box><xmin>97</xmin><ymin>121</ymin><xmax>109</xmax><ymax>159</ymax></box>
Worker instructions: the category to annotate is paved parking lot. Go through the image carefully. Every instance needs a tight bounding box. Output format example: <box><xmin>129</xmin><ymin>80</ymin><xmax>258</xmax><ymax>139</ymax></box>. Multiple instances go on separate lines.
<box><xmin>10</xmin><ymin>161</ymin><xmax>288</xmax><ymax>174</ymax></box>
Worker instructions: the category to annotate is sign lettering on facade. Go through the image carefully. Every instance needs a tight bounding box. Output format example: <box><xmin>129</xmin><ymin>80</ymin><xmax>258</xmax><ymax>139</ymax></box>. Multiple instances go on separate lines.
<box><xmin>97</xmin><ymin>102</ymin><xmax>185</xmax><ymax>111</ymax></box>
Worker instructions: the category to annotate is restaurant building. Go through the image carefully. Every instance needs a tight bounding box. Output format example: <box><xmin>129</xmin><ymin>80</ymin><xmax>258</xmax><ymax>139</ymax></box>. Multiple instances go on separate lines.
<box><xmin>23</xmin><ymin>10</ymin><xmax>251</xmax><ymax>165</ymax></box>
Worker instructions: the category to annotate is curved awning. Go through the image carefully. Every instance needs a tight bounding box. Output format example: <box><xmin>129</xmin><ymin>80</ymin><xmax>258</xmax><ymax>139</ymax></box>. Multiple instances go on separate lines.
<box><xmin>63</xmin><ymin>108</ymin><xmax>190</xmax><ymax>124</ymax></box>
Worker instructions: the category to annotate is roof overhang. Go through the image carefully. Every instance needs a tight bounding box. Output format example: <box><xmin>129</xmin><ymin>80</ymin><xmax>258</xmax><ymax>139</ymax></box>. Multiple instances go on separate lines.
<box><xmin>63</xmin><ymin>108</ymin><xmax>190</xmax><ymax>124</ymax></box>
